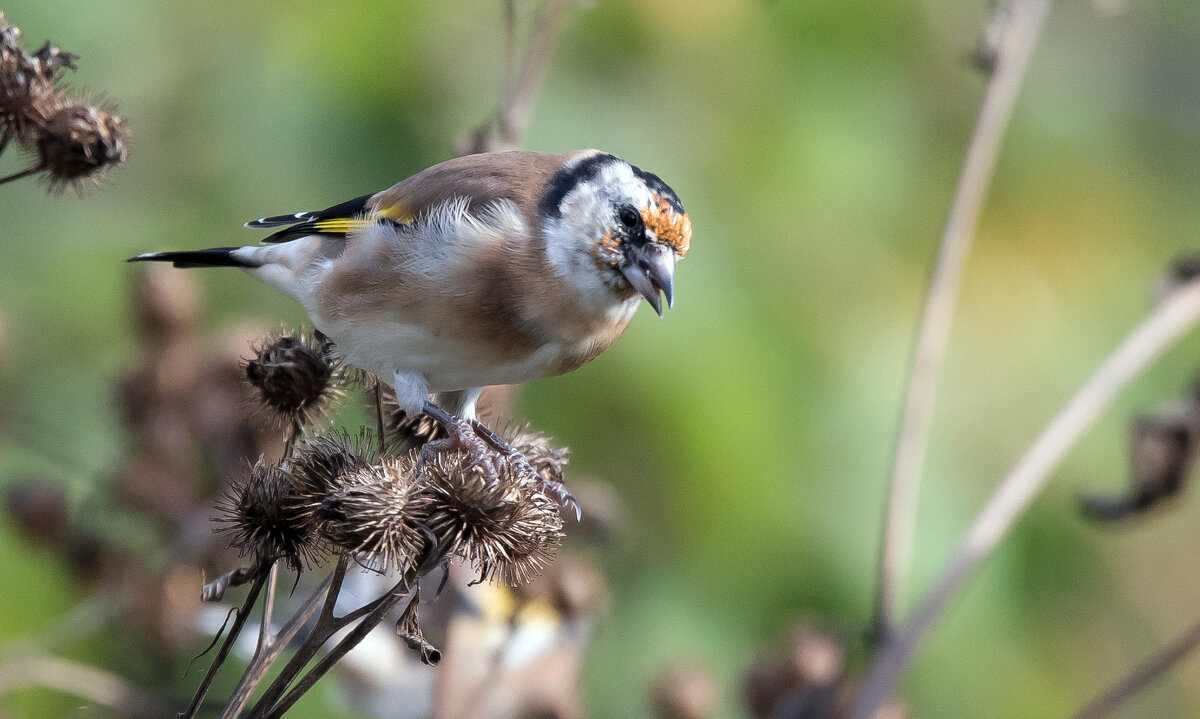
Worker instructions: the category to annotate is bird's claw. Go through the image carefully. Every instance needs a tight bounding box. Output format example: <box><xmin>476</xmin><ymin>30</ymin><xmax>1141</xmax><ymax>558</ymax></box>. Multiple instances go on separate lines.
<box><xmin>417</xmin><ymin>401</ymin><xmax>581</xmax><ymax>518</ymax></box>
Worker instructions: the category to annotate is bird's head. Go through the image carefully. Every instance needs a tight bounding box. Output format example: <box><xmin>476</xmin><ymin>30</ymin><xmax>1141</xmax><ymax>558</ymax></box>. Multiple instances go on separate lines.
<box><xmin>539</xmin><ymin>151</ymin><xmax>691</xmax><ymax>317</ymax></box>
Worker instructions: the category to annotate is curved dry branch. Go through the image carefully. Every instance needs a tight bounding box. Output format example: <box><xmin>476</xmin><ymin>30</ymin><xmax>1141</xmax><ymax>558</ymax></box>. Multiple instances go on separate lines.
<box><xmin>854</xmin><ymin>277</ymin><xmax>1200</xmax><ymax>718</ymax></box>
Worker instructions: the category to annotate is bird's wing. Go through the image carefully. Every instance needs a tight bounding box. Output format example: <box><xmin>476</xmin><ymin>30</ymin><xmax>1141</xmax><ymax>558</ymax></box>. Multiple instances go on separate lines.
<box><xmin>244</xmin><ymin>152</ymin><xmax>567</xmax><ymax>244</ymax></box>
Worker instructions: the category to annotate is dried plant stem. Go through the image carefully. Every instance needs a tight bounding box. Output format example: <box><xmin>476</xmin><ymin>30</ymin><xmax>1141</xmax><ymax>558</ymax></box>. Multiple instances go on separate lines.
<box><xmin>0</xmin><ymin>163</ymin><xmax>42</xmax><ymax>185</ymax></box>
<box><xmin>500</xmin><ymin>0</ymin><xmax>569</xmax><ymax>141</ymax></box>
<box><xmin>256</xmin><ymin>564</ymin><xmax>279</xmax><ymax>656</ymax></box>
<box><xmin>852</xmin><ymin>278</ymin><xmax>1200</xmax><ymax>719</ymax></box>
<box><xmin>463</xmin><ymin>0</ymin><xmax>570</xmax><ymax>153</ymax></box>
<box><xmin>221</xmin><ymin>568</ymin><xmax>339</xmax><ymax>719</ymax></box>
<box><xmin>247</xmin><ymin>541</ymin><xmax>450</xmax><ymax>719</ymax></box>
<box><xmin>0</xmin><ymin>654</ymin><xmax>168</xmax><ymax>716</ymax></box>
<box><xmin>263</xmin><ymin>568</ymin><xmax>423</xmax><ymax>718</ymax></box>
<box><xmin>1071</xmin><ymin>614</ymin><xmax>1200</xmax><ymax>719</ymax></box>
<box><xmin>375</xmin><ymin>379</ymin><xmax>387</xmax><ymax>456</ymax></box>
<box><xmin>873</xmin><ymin>0</ymin><xmax>1053</xmax><ymax>638</ymax></box>
<box><xmin>182</xmin><ymin>568</ymin><xmax>268</xmax><ymax>719</ymax></box>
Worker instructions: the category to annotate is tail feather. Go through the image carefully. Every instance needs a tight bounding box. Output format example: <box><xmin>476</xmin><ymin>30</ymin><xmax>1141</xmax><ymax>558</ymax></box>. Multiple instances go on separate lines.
<box><xmin>127</xmin><ymin>247</ymin><xmax>253</xmax><ymax>269</ymax></box>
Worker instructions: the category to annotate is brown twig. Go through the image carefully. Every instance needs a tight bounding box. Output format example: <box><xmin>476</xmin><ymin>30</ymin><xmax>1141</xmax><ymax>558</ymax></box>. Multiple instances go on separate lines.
<box><xmin>872</xmin><ymin>0</ymin><xmax>1053</xmax><ymax>640</ymax></box>
<box><xmin>182</xmin><ymin>567</ymin><xmax>268</xmax><ymax>719</ymax></box>
<box><xmin>247</xmin><ymin>540</ymin><xmax>451</xmax><ymax>719</ymax></box>
<box><xmin>460</xmin><ymin>0</ymin><xmax>571</xmax><ymax>154</ymax></box>
<box><xmin>221</xmin><ymin>566</ymin><xmax>340</xmax><ymax>719</ymax></box>
<box><xmin>1071</xmin><ymin>614</ymin><xmax>1200</xmax><ymax>719</ymax></box>
<box><xmin>852</xmin><ymin>278</ymin><xmax>1200</xmax><ymax>718</ymax></box>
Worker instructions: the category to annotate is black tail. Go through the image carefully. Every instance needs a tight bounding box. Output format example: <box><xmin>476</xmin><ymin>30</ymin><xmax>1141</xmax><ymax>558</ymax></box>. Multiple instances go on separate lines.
<box><xmin>127</xmin><ymin>247</ymin><xmax>251</xmax><ymax>269</ymax></box>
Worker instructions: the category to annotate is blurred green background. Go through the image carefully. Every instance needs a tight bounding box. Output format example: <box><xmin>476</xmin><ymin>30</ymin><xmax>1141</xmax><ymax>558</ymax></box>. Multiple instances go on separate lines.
<box><xmin>5</xmin><ymin>0</ymin><xmax>1200</xmax><ymax>716</ymax></box>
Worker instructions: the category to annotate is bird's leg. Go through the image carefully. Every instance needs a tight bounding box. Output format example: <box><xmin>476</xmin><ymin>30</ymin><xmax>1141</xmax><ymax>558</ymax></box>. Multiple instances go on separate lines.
<box><xmin>468</xmin><ymin>418</ymin><xmax>580</xmax><ymax>520</ymax></box>
<box><xmin>417</xmin><ymin>402</ymin><xmax>497</xmax><ymax>476</ymax></box>
<box><xmin>418</xmin><ymin>401</ymin><xmax>579</xmax><ymax>519</ymax></box>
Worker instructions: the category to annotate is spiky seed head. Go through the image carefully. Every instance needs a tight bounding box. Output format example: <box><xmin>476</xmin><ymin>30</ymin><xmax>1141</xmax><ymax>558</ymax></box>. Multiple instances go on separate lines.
<box><xmin>314</xmin><ymin>457</ymin><xmax>423</xmax><ymax>572</ymax></box>
<box><xmin>288</xmin><ymin>429</ymin><xmax>377</xmax><ymax>497</ymax></box>
<box><xmin>407</xmin><ymin>451</ymin><xmax>564</xmax><ymax>586</ymax></box>
<box><xmin>28</xmin><ymin>41</ymin><xmax>77</xmax><ymax>82</ymax></box>
<box><xmin>215</xmin><ymin>460</ymin><xmax>322</xmax><ymax>571</ymax></box>
<box><xmin>243</xmin><ymin>330</ymin><xmax>341</xmax><ymax>429</ymax></box>
<box><xmin>36</xmin><ymin>102</ymin><xmax>127</xmax><ymax>191</ymax></box>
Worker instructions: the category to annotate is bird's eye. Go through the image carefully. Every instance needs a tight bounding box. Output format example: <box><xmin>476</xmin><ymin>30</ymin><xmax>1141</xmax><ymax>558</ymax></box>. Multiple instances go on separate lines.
<box><xmin>618</xmin><ymin>206</ymin><xmax>640</xmax><ymax>228</ymax></box>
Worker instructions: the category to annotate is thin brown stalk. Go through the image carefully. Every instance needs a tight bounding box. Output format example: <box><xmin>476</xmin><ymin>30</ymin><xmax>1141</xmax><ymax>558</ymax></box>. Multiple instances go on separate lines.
<box><xmin>182</xmin><ymin>569</ymin><xmax>268</xmax><ymax>719</ymax></box>
<box><xmin>462</xmin><ymin>0</ymin><xmax>570</xmax><ymax>153</ymax></box>
<box><xmin>0</xmin><ymin>163</ymin><xmax>42</xmax><ymax>185</ymax></box>
<box><xmin>227</xmin><ymin>557</ymin><xmax>348</xmax><ymax>719</ymax></box>
<box><xmin>248</xmin><ymin>541</ymin><xmax>450</xmax><ymax>719</ymax></box>
<box><xmin>221</xmin><ymin>563</ymin><xmax>342</xmax><ymax>719</ymax></box>
<box><xmin>262</xmin><ymin>568</ymin><xmax>424</xmax><ymax>718</ymax></box>
<box><xmin>852</xmin><ymin>278</ymin><xmax>1200</xmax><ymax>718</ymax></box>
<box><xmin>1071</xmin><ymin>615</ymin><xmax>1200</xmax><ymax>719</ymax></box>
<box><xmin>499</xmin><ymin>0</ymin><xmax>569</xmax><ymax>142</ymax></box>
<box><xmin>375</xmin><ymin>379</ymin><xmax>387</xmax><ymax>456</ymax></box>
<box><xmin>873</xmin><ymin>0</ymin><xmax>1053</xmax><ymax>638</ymax></box>
<box><xmin>255</xmin><ymin>564</ymin><xmax>278</xmax><ymax>657</ymax></box>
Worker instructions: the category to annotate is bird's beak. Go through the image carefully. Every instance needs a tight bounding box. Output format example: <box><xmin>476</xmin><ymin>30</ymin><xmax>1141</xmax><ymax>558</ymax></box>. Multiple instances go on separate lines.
<box><xmin>621</xmin><ymin>244</ymin><xmax>676</xmax><ymax>317</ymax></box>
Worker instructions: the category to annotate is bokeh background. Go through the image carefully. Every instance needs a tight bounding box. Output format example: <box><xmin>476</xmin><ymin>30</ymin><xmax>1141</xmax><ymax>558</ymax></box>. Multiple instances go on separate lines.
<box><xmin>4</xmin><ymin>0</ymin><xmax>1200</xmax><ymax>716</ymax></box>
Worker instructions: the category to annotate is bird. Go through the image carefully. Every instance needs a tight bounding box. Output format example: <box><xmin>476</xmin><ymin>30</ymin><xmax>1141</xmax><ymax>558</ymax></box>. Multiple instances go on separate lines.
<box><xmin>129</xmin><ymin>150</ymin><xmax>692</xmax><ymax>512</ymax></box>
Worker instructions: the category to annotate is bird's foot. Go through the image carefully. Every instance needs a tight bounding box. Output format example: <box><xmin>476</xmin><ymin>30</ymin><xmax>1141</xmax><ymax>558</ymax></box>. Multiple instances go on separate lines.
<box><xmin>419</xmin><ymin>402</ymin><xmax>580</xmax><ymax>520</ymax></box>
<box><xmin>415</xmin><ymin>405</ymin><xmax>497</xmax><ymax>477</ymax></box>
<box><xmin>469</xmin><ymin>418</ymin><xmax>580</xmax><ymax>521</ymax></box>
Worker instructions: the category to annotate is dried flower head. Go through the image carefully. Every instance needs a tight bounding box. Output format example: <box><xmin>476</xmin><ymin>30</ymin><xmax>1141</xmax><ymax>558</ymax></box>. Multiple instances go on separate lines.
<box><xmin>408</xmin><ymin>450</ymin><xmax>564</xmax><ymax>586</ymax></box>
<box><xmin>36</xmin><ymin>101</ymin><xmax>127</xmax><ymax>191</ymax></box>
<box><xmin>0</xmin><ymin>14</ymin><xmax>128</xmax><ymax>192</ymax></box>
<box><xmin>288</xmin><ymin>429</ymin><xmax>377</xmax><ymax>497</ymax></box>
<box><xmin>244</xmin><ymin>330</ymin><xmax>341</xmax><ymax>429</ymax></box>
<box><xmin>0</xmin><ymin>14</ymin><xmax>51</xmax><ymax>139</ymax></box>
<box><xmin>215</xmin><ymin>459</ymin><xmax>322</xmax><ymax>571</ymax></box>
<box><xmin>313</xmin><ymin>457</ymin><xmax>422</xmax><ymax>572</ymax></box>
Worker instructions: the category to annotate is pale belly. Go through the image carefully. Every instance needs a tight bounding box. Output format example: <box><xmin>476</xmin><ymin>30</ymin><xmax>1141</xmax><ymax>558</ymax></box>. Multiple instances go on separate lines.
<box><xmin>324</xmin><ymin>320</ymin><xmax>569</xmax><ymax>393</ymax></box>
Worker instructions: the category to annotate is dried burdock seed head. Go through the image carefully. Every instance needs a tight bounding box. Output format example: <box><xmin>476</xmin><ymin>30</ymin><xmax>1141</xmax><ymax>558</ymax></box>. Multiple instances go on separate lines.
<box><xmin>215</xmin><ymin>459</ymin><xmax>322</xmax><ymax>572</ymax></box>
<box><xmin>244</xmin><ymin>329</ymin><xmax>341</xmax><ymax>429</ymax></box>
<box><xmin>379</xmin><ymin>384</ymin><xmax>444</xmax><ymax>449</ymax></box>
<box><xmin>288</xmin><ymin>429</ymin><xmax>377</xmax><ymax>497</ymax></box>
<box><xmin>35</xmin><ymin>101</ymin><xmax>128</xmax><ymax>193</ymax></box>
<box><xmin>651</xmin><ymin>663</ymin><xmax>719</xmax><ymax>719</ymax></box>
<box><xmin>408</xmin><ymin>450</ymin><xmax>565</xmax><ymax>586</ymax></box>
<box><xmin>313</xmin><ymin>457</ymin><xmax>422</xmax><ymax>572</ymax></box>
<box><xmin>29</xmin><ymin>41</ymin><xmax>77</xmax><ymax>82</ymax></box>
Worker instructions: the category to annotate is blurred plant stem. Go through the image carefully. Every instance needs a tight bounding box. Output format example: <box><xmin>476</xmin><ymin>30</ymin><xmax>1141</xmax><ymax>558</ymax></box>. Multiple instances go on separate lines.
<box><xmin>853</xmin><ymin>278</ymin><xmax>1200</xmax><ymax>718</ymax></box>
<box><xmin>459</xmin><ymin>0</ymin><xmax>571</xmax><ymax>154</ymax></box>
<box><xmin>0</xmin><ymin>654</ymin><xmax>168</xmax><ymax>717</ymax></box>
<box><xmin>872</xmin><ymin>0</ymin><xmax>1053</xmax><ymax>639</ymax></box>
<box><xmin>1071</xmin><ymin>614</ymin><xmax>1200</xmax><ymax>719</ymax></box>
<box><xmin>221</xmin><ymin>568</ymin><xmax>338</xmax><ymax>718</ymax></box>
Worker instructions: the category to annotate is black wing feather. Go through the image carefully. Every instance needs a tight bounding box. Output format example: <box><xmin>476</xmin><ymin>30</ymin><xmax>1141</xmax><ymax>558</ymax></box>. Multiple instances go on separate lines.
<box><xmin>243</xmin><ymin>192</ymin><xmax>375</xmax><ymax>242</ymax></box>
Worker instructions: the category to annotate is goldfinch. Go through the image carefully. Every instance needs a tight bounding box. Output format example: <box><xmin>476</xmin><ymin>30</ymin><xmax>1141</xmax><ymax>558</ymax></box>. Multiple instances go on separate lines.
<box><xmin>130</xmin><ymin>150</ymin><xmax>691</xmax><ymax>510</ymax></box>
